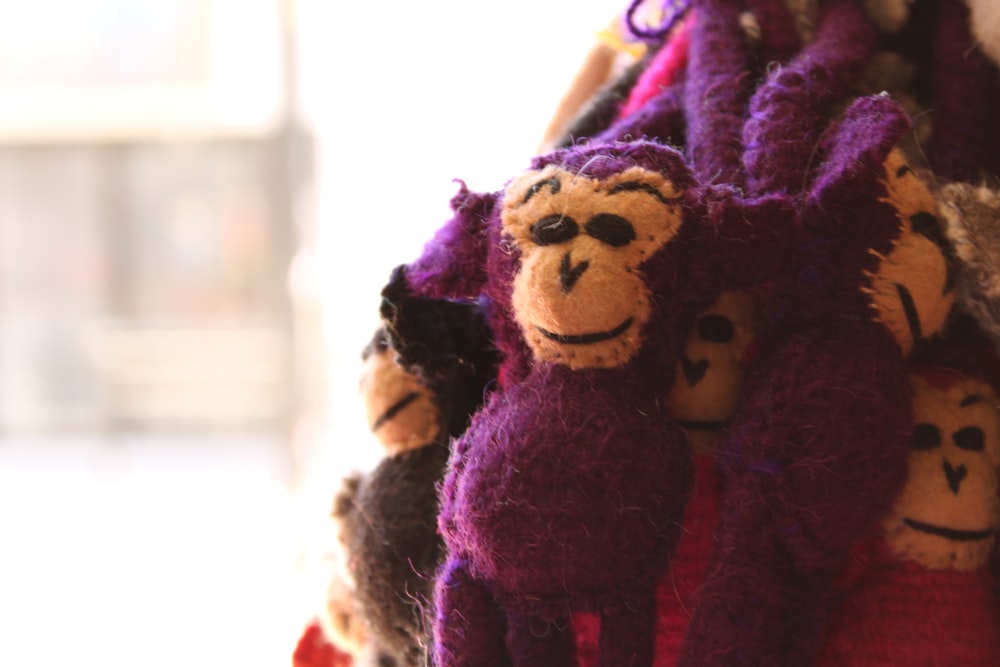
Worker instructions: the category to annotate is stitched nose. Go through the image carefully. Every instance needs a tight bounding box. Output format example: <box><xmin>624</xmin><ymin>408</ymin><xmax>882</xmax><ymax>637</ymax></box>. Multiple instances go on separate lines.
<box><xmin>681</xmin><ymin>357</ymin><xmax>709</xmax><ymax>386</ymax></box>
<box><xmin>559</xmin><ymin>252</ymin><xmax>589</xmax><ymax>294</ymax></box>
<box><xmin>943</xmin><ymin>460</ymin><xmax>967</xmax><ymax>495</ymax></box>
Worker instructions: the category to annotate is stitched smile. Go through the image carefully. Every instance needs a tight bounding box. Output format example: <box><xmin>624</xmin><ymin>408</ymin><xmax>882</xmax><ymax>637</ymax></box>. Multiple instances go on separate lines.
<box><xmin>676</xmin><ymin>419</ymin><xmax>729</xmax><ymax>431</ymax></box>
<box><xmin>902</xmin><ymin>517</ymin><xmax>995</xmax><ymax>542</ymax></box>
<box><xmin>536</xmin><ymin>317</ymin><xmax>634</xmax><ymax>345</ymax></box>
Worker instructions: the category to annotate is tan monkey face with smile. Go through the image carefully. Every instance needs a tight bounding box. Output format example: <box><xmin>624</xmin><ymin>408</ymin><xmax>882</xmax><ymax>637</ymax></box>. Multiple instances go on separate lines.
<box><xmin>884</xmin><ymin>375</ymin><xmax>1000</xmax><ymax>571</ymax></box>
<box><xmin>864</xmin><ymin>151</ymin><xmax>956</xmax><ymax>355</ymax></box>
<box><xmin>501</xmin><ymin>164</ymin><xmax>684</xmax><ymax>369</ymax></box>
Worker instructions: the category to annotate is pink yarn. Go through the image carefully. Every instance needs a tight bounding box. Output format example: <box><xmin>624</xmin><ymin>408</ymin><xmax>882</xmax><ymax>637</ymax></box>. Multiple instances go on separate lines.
<box><xmin>618</xmin><ymin>12</ymin><xmax>695</xmax><ymax>120</ymax></box>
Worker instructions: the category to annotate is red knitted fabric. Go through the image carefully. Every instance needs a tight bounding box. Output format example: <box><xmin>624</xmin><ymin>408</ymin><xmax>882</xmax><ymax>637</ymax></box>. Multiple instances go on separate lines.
<box><xmin>821</xmin><ymin>542</ymin><xmax>1000</xmax><ymax>667</ymax></box>
<box><xmin>574</xmin><ymin>454</ymin><xmax>722</xmax><ymax>666</ymax></box>
<box><xmin>293</xmin><ymin>620</ymin><xmax>354</xmax><ymax>667</ymax></box>
<box><xmin>654</xmin><ymin>453</ymin><xmax>722</xmax><ymax>664</ymax></box>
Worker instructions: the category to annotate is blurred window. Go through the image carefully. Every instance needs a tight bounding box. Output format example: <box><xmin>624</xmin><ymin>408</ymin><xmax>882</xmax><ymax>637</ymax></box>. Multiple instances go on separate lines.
<box><xmin>0</xmin><ymin>0</ymin><xmax>305</xmax><ymax>433</ymax></box>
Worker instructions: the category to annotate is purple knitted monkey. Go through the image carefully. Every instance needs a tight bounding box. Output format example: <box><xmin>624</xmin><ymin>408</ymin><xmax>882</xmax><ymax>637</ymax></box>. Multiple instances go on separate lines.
<box><xmin>394</xmin><ymin>139</ymin><xmax>796</xmax><ymax>666</ymax></box>
<box><xmin>593</xmin><ymin>2</ymin><xmax>962</xmax><ymax>664</ymax></box>
<box><xmin>678</xmin><ymin>93</ymin><xmax>958</xmax><ymax>667</ymax></box>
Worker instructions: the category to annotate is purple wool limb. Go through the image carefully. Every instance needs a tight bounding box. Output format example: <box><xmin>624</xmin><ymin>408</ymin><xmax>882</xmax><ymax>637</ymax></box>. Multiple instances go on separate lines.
<box><xmin>679</xmin><ymin>325</ymin><xmax>912</xmax><ymax>667</ymax></box>
<box><xmin>683</xmin><ymin>0</ymin><xmax>755</xmax><ymax>187</ymax></box>
<box><xmin>745</xmin><ymin>0</ymin><xmax>804</xmax><ymax>65</ymax></box>
<box><xmin>743</xmin><ymin>0</ymin><xmax>877</xmax><ymax>196</ymax></box>
<box><xmin>926</xmin><ymin>0</ymin><xmax>998</xmax><ymax>182</ymax></box>
<box><xmin>680</xmin><ymin>95</ymin><xmax>923</xmax><ymax>666</ymax></box>
<box><xmin>433</xmin><ymin>557</ymin><xmax>508</xmax><ymax>667</ymax></box>
<box><xmin>405</xmin><ymin>183</ymin><xmax>497</xmax><ymax>301</ymax></box>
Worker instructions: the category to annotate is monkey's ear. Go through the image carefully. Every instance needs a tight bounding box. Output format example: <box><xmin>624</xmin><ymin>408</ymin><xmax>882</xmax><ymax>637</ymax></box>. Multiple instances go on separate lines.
<box><xmin>380</xmin><ymin>265</ymin><xmax>497</xmax><ymax>383</ymax></box>
<box><xmin>807</xmin><ymin>95</ymin><xmax>911</xmax><ymax>233</ymax></box>
<box><xmin>404</xmin><ymin>183</ymin><xmax>499</xmax><ymax>301</ymax></box>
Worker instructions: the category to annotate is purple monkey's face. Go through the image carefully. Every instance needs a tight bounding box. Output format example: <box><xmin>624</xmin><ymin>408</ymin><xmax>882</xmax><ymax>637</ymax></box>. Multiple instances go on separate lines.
<box><xmin>864</xmin><ymin>151</ymin><xmax>956</xmax><ymax>355</ymax></box>
<box><xmin>500</xmin><ymin>164</ymin><xmax>685</xmax><ymax>369</ymax></box>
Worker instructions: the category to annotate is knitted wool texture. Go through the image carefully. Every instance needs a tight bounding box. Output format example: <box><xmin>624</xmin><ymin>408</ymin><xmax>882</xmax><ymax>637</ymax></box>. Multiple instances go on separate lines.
<box><xmin>821</xmin><ymin>556</ymin><xmax>1000</xmax><ymax>666</ymax></box>
<box><xmin>418</xmin><ymin>140</ymin><xmax>798</xmax><ymax>667</ymax></box>
<box><xmin>925</xmin><ymin>0</ymin><xmax>1000</xmax><ymax>182</ymax></box>
<box><xmin>573</xmin><ymin>288</ymin><xmax>758</xmax><ymax>665</ymax></box>
<box><xmin>679</xmin><ymin>96</ymin><xmax>957</xmax><ymax>667</ymax></box>
<box><xmin>821</xmin><ymin>371</ymin><xmax>1000</xmax><ymax>666</ymax></box>
<box><xmin>683</xmin><ymin>0</ymin><xmax>755</xmax><ymax>187</ymax></box>
<box><xmin>574</xmin><ymin>454</ymin><xmax>723</xmax><ymax>667</ymax></box>
<box><xmin>337</xmin><ymin>444</ymin><xmax>449</xmax><ymax>667</ymax></box>
<box><xmin>742</xmin><ymin>0</ymin><xmax>876</xmax><ymax>195</ymax></box>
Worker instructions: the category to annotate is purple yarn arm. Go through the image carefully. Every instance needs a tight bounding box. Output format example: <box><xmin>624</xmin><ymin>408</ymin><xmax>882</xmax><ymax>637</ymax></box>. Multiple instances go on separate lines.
<box><xmin>405</xmin><ymin>184</ymin><xmax>497</xmax><ymax>301</ymax></box>
<box><xmin>745</xmin><ymin>0</ymin><xmax>803</xmax><ymax>65</ymax></box>
<box><xmin>433</xmin><ymin>556</ymin><xmax>509</xmax><ymax>667</ymax></box>
<box><xmin>743</xmin><ymin>0</ymin><xmax>876</xmax><ymax>196</ymax></box>
<box><xmin>679</xmin><ymin>327</ymin><xmax>912</xmax><ymax>667</ymax></box>
<box><xmin>684</xmin><ymin>0</ymin><xmax>755</xmax><ymax>187</ymax></box>
<box><xmin>926</xmin><ymin>0</ymin><xmax>997</xmax><ymax>182</ymax></box>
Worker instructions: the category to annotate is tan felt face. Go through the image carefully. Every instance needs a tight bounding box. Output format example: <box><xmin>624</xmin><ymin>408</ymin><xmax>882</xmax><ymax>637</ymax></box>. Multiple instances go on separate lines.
<box><xmin>865</xmin><ymin>151</ymin><xmax>956</xmax><ymax>355</ymax></box>
<box><xmin>501</xmin><ymin>164</ymin><xmax>684</xmax><ymax>368</ymax></box>
<box><xmin>884</xmin><ymin>375</ymin><xmax>1000</xmax><ymax>571</ymax></box>
<box><xmin>667</xmin><ymin>290</ymin><xmax>761</xmax><ymax>454</ymax></box>
<box><xmin>359</xmin><ymin>347</ymin><xmax>440</xmax><ymax>455</ymax></box>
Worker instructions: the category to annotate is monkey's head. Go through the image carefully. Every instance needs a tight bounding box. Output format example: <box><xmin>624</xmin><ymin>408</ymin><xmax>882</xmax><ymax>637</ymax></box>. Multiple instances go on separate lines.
<box><xmin>499</xmin><ymin>141</ymin><xmax>695</xmax><ymax>369</ymax></box>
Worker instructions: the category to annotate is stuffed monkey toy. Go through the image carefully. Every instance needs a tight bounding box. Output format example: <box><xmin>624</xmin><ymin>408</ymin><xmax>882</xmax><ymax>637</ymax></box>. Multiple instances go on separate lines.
<box><xmin>331</xmin><ymin>306</ymin><xmax>497</xmax><ymax>667</ymax></box>
<box><xmin>821</xmin><ymin>370</ymin><xmax>1000</xmax><ymax>666</ymax></box>
<box><xmin>679</xmin><ymin>93</ymin><xmax>958</xmax><ymax>667</ymax></box>
<box><xmin>396</xmin><ymin>136</ymin><xmax>798</xmax><ymax>667</ymax></box>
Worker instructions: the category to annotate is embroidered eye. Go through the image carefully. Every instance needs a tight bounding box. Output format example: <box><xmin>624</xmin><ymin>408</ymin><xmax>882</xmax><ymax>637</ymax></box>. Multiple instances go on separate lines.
<box><xmin>697</xmin><ymin>315</ymin><xmax>735</xmax><ymax>343</ymax></box>
<box><xmin>911</xmin><ymin>423</ymin><xmax>942</xmax><ymax>450</ymax></box>
<box><xmin>953</xmin><ymin>426</ymin><xmax>985</xmax><ymax>452</ymax></box>
<box><xmin>585</xmin><ymin>213</ymin><xmax>636</xmax><ymax>247</ymax></box>
<box><xmin>531</xmin><ymin>215</ymin><xmax>579</xmax><ymax>245</ymax></box>
<box><xmin>910</xmin><ymin>211</ymin><xmax>957</xmax><ymax>293</ymax></box>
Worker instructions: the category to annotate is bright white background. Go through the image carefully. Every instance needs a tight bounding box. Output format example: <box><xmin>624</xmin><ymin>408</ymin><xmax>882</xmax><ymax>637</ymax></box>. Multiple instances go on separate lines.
<box><xmin>0</xmin><ymin>2</ymin><xmax>621</xmax><ymax>665</ymax></box>
<box><xmin>300</xmin><ymin>0</ymin><xmax>621</xmax><ymax>479</ymax></box>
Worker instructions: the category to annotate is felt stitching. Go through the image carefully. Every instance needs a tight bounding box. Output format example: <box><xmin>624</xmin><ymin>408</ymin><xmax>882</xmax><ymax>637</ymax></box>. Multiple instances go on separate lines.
<box><xmin>901</xmin><ymin>518</ymin><xmax>993</xmax><ymax>543</ymax></box>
